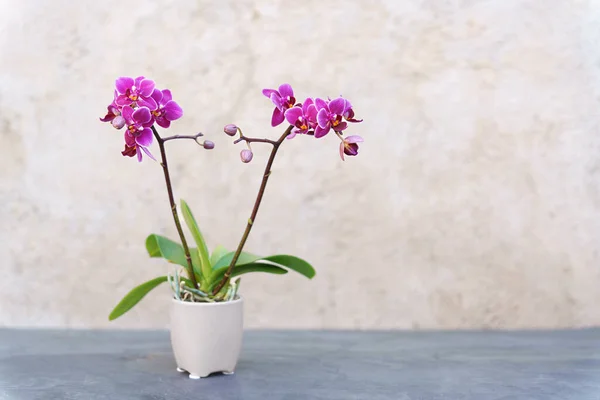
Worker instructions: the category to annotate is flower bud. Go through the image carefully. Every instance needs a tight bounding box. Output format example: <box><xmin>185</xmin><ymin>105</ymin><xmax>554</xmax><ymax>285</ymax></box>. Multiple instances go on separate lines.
<box><xmin>224</xmin><ymin>124</ymin><xmax>238</xmax><ymax>136</ymax></box>
<box><xmin>111</xmin><ymin>115</ymin><xmax>126</xmax><ymax>130</ymax></box>
<box><xmin>240</xmin><ymin>149</ymin><xmax>253</xmax><ymax>163</ymax></box>
<box><xmin>203</xmin><ymin>140</ymin><xmax>215</xmax><ymax>150</ymax></box>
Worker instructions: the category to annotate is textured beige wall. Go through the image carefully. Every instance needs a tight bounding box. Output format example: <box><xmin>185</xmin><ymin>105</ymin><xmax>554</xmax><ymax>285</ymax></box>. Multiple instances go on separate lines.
<box><xmin>1</xmin><ymin>0</ymin><xmax>600</xmax><ymax>330</ymax></box>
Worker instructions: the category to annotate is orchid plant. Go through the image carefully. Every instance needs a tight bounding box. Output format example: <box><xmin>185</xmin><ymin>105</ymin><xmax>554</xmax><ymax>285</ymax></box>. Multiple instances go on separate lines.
<box><xmin>100</xmin><ymin>77</ymin><xmax>363</xmax><ymax>320</ymax></box>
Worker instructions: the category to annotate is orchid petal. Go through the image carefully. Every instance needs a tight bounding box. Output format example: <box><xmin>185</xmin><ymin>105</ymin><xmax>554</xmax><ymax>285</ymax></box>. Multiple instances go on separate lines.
<box><xmin>137</xmin><ymin>148</ymin><xmax>143</xmax><ymax>162</ymax></box>
<box><xmin>138</xmin><ymin>79</ymin><xmax>155</xmax><ymax>97</ymax></box>
<box><xmin>302</xmin><ymin>98</ymin><xmax>314</xmax><ymax>113</ymax></box>
<box><xmin>278</xmin><ymin>83</ymin><xmax>293</xmax><ymax>98</ymax></box>
<box><xmin>115</xmin><ymin>95</ymin><xmax>132</xmax><ymax>107</ymax></box>
<box><xmin>306</xmin><ymin>104</ymin><xmax>318</xmax><ymax>123</ymax></box>
<box><xmin>329</xmin><ymin>97</ymin><xmax>347</xmax><ymax>115</ymax></box>
<box><xmin>115</xmin><ymin>77</ymin><xmax>134</xmax><ymax>94</ymax></box>
<box><xmin>155</xmin><ymin>117</ymin><xmax>171</xmax><ymax>129</ymax></box>
<box><xmin>262</xmin><ymin>88</ymin><xmax>277</xmax><ymax>98</ymax></box>
<box><xmin>314</xmin><ymin>98</ymin><xmax>328</xmax><ymax>111</ymax></box>
<box><xmin>161</xmin><ymin>89</ymin><xmax>173</xmax><ymax>103</ymax></box>
<box><xmin>163</xmin><ymin>100</ymin><xmax>183</xmax><ymax>121</ymax></box>
<box><xmin>124</xmin><ymin>131</ymin><xmax>136</xmax><ymax>146</ymax></box>
<box><xmin>137</xmin><ymin>96</ymin><xmax>157</xmax><ymax>111</ymax></box>
<box><xmin>269</xmin><ymin>92</ymin><xmax>283</xmax><ymax>109</ymax></box>
<box><xmin>344</xmin><ymin>142</ymin><xmax>359</xmax><ymax>157</ymax></box>
<box><xmin>140</xmin><ymin>145</ymin><xmax>156</xmax><ymax>161</ymax></box>
<box><xmin>151</xmin><ymin>88</ymin><xmax>163</xmax><ymax>104</ymax></box>
<box><xmin>339</xmin><ymin>142</ymin><xmax>345</xmax><ymax>161</ymax></box>
<box><xmin>284</xmin><ymin>106</ymin><xmax>303</xmax><ymax>124</ymax></box>
<box><xmin>132</xmin><ymin>107</ymin><xmax>152</xmax><ymax>124</ymax></box>
<box><xmin>314</xmin><ymin>125</ymin><xmax>330</xmax><ymax>138</ymax></box>
<box><xmin>271</xmin><ymin>107</ymin><xmax>285</xmax><ymax>127</ymax></box>
<box><xmin>333</xmin><ymin>121</ymin><xmax>348</xmax><ymax>132</ymax></box>
<box><xmin>344</xmin><ymin>135</ymin><xmax>364</xmax><ymax>143</ymax></box>
<box><xmin>134</xmin><ymin>76</ymin><xmax>145</xmax><ymax>86</ymax></box>
<box><xmin>135</xmin><ymin>128</ymin><xmax>153</xmax><ymax>147</ymax></box>
<box><xmin>121</xmin><ymin>144</ymin><xmax>137</xmax><ymax>158</ymax></box>
<box><xmin>99</xmin><ymin>106</ymin><xmax>115</xmax><ymax>122</ymax></box>
<box><xmin>317</xmin><ymin>108</ymin><xmax>330</xmax><ymax>128</ymax></box>
<box><xmin>121</xmin><ymin>106</ymin><xmax>134</xmax><ymax>123</ymax></box>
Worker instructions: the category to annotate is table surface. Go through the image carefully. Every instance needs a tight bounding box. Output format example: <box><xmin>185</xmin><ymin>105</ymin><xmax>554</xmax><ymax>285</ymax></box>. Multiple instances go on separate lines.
<box><xmin>0</xmin><ymin>329</ymin><xmax>598</xmax><ymax>400</ymax></box>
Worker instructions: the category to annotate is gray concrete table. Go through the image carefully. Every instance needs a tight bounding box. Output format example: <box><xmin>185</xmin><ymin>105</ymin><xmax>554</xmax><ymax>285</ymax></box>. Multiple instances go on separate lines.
<box><xmin>0</xmin><ymin>329</ymin><xmax>598</xmax><ymax>399</ymax></box>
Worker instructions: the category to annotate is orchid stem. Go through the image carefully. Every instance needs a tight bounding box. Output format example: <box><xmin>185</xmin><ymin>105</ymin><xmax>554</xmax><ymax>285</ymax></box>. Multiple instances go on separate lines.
<box><xmin>212</xmin><ymin>124</ymin><xmax>294</xmax><ymax>295</ymax></box>
<box><xmin>162</xmin><ymin>132</ymin><xmax>204</xmax><ymax>142</ymax></box>
<box><xmin>234</xmin><ymin>136</ymin><xmax>277</xmax><ymax>146</ymax></box>
<box><xmin>151</xmin><ymin>125</ymin><xmax>199</xmax><ymax>290</ymax></box>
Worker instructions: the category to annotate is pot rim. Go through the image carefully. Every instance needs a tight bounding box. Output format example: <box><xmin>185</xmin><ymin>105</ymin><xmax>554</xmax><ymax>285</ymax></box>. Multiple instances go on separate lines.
<box><xmin>171</xmin><ymin>296</ymin><xmax>243</xmax><ymax>307</ymax></box>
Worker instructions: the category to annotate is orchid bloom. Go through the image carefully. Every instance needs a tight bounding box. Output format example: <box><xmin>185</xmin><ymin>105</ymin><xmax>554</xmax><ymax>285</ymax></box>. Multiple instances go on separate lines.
<box><xmin>150</xmin><ymin>89</ymin><xmax>183</xmax><ymax>129</ymax></box>
<box><xmin>314</xmin><ymin>97</ymin><xmax>352</xmax><ymax>138</ymax></box>
<box><xmin>339</xmin><ymin>135</ymin><xmax>364</xmax><ymax>161</ymax></box>
<box><xmin>121</xmin><ymin>106</ymin><xmax>155</xmax><ymax>162</ymax></box>
<box><xmin>99</xmin><ymin>92</ymin><xmax>126</xmax><ymax>129</ymax></box>
<box><xmin>284</xmin><ymin>98</ymin><xmax>318</xmax><ymax>138</ymax></box>
<box><xmin>115</xmin><ymin>76</ymin><xmax>158</xmax><ymax>110</ymax></box>
<box><xmin>260</xmin><ymin>84</ymin><xmax>364</xmax><ymax>160</ymax></box>
<box><xmin>262</xmin><ymin>84</ymin><xmax>296</xmax><ymax>127</ymax></box>
<box><xmin>342</xmin><ymin>99</ymin><xmax>363</xmax><ymax>123</ymax></box>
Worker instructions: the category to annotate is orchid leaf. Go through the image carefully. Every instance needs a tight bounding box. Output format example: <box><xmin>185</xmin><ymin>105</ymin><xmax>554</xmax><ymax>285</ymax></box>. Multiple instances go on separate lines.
<box><xmin>146</xmin><ymin>234</ymin><xmax>186</xmax><ymax>267</ymax></box>
<box><xmin>210</xmin><ymin>263</ymin><xmax>288</xmax><ymax>288</ymax></box>
<box><xmin>212</xmin><ymin>251</ymin><xmax>262</xmax><ymax>270</ymax></box>
<box><xmin>261</xmin><ymin>255</ymin><xmax>316</xmax><ymax>279</ymax></box>
<box><xmin>180</xmin><ymin>199</ymin><xmax>211</xmax><ymax>281</ymax></box>
<box><xmin>210</xmin><ymin>245</ymin><xmax>229</xmax><ymax>267</ymax></box>
<box><xmin>108</xmin><ymin>276</ymin><xmax>168</xmax><ymax>321</ymax></box>
<box><xmin>145</xmin><ymin>234</ymin><xmax>202</xmax><ymax>280</ymax></box>
<box><xmin>190</xmin><ymin>249</ymin><xmax>203</xmax><ymax>281</ymax></box>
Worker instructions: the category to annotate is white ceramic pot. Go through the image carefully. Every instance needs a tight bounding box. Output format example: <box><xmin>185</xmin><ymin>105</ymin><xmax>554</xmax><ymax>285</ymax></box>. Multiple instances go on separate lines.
<box><xmin>170</xmin><ymin>297</ymin><xmax>244</xmax><ymax>379</ymax></box>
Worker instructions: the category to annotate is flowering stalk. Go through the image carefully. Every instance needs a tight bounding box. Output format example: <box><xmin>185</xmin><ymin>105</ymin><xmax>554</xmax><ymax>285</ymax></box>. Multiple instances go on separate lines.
<box><xmin>212</xmin><ymin>124</ymin><xmax>294</xmax><ymax>295</ymax></box>
<box><xmin>162</xmin><ymin>132</ymin><xmax>203</xmax><ymax>142</ymax></box>
<box><xmin>151</xmin><ymin>125</ymin><xmax>199</xmax><ymax>290</ymax></box>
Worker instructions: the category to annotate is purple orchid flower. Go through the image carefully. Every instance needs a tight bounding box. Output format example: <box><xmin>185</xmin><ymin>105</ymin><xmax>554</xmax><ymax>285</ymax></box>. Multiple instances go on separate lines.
<box><xmin>120</xmin><ymin>106</ymin><xmax>155</xmax><ymax>162</ymax></box>
<box><xmin>115</xmin><ymin>76</ymin><xmax>158</xmax><ymax>110</ymax></box>
<box><xmin>99</xmin><ymin>92</ymin><xmax>126</xmax><ymax>129</ymax></box>
<box><xmin>262</xmin><ymin>83</ymin><xmax>296</xmax><ymax>127</ymax></box>
<box><xmin>339</xmin><ymin>135</ymin><xmax>364</xmax><ymax>161</ymax></box>
<box><xmin>284</xmin><ymin>98</ymin><xmax>318</xmax><ymax>139</ymax></box>
<box><xmin>314</xmin><ymin>97</ymin><xmax>352</xmax><ymax>138</ymax></box>
<box><xmin>150</xmin><ymin>89</ymin><xmax>183</xmax><ymax>128</ymax></box>
<box><xmin>342</xmin><ymin>99</ymin><xmax>363</xmax><ymax>123</ymax></box>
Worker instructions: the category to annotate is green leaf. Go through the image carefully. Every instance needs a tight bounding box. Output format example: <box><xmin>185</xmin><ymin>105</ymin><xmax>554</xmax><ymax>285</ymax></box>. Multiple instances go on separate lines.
<box><xmin>108</xmin><ymin>276</ymin><xmax>168</xmax><ymax>321</ymax></box>
<box><xmin>212</xmin><ymin>251</ymin><xmax>262</xmax><ymax>270</ymax></box>
<box><xmin>180</xmin><ymin>199</ymin><xmax>211</xmax><ymax>281</ymax></box>
<box><xmin>210</xmin><ymin>245</ymin><xmax>229</xmax><ymax>267</ymax></box>
<box><xmin>145</xmin><ymin>234</ymin><xmax>202</xmax><ymax>280</ymax></box>
<box><xmin>190</xmin><ymin>250</ymin><xmax>203</xmax><ymax>282</ymax></box>
<box><xmin>146</xmin><ymin>234</ymin><xmax>186</xmax><ymax>267</ymax></box>
<box><xmin>262</xmin><ymin>255</ymin><xmax>316</xmax><ymax>279</ymax></box>
<box><xmin>210</xmin><ymin>263</ymin><xmax>288</xmax><ymax>287</ymax></box>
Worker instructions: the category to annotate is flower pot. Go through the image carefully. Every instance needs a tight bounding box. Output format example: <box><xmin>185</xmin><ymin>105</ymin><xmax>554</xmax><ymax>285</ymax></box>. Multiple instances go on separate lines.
<box><xmin>170</xmin><ymin>297</ymin><xmax>243</xmax><ymax>379</ymax></box>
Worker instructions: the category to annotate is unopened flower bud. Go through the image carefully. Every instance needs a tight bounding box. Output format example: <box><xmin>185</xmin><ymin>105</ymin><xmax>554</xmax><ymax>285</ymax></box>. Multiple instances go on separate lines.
<box><xmin>224</xmin><ymin>124</ymin><xmax>238</xmax><ymax>136</ymax></box>
<box><xmin>111</xmin><ymin>115</ymin><xmax>126</xmax><ymax>129</ymax></box>
<box><xmin>240</xmin><ymin>149</ymin><xmax>253</xmax><ymax>163</ymax></box>
<box><xmin>203</xmin><ymin>140</ymin><xmax>215</xmax><ymax>150</ymax></box>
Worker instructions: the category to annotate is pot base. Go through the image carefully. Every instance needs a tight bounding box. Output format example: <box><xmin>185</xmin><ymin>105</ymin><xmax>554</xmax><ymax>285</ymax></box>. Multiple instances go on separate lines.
<box><xmin>176</xmin><ymin>367</ymin><xmax>236</xmax><ymax>379</ymax></box>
